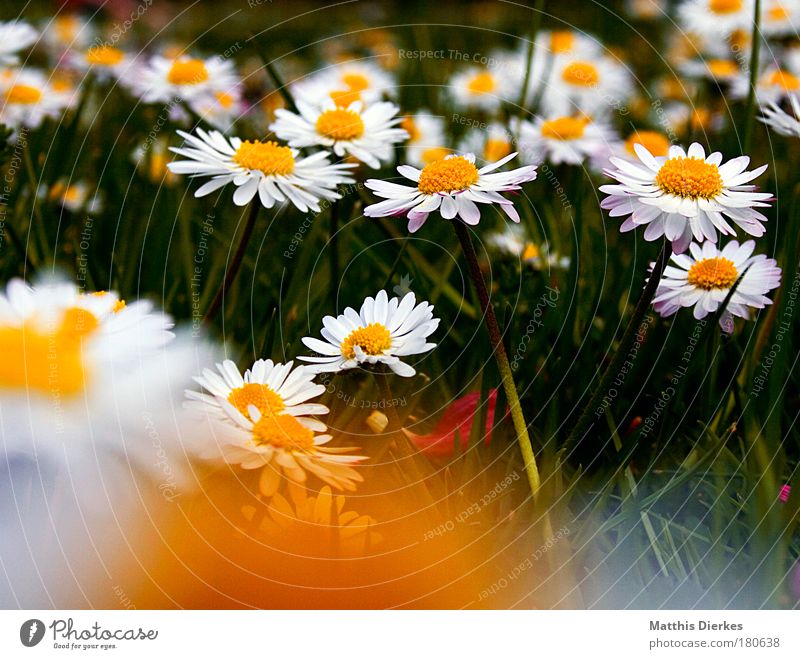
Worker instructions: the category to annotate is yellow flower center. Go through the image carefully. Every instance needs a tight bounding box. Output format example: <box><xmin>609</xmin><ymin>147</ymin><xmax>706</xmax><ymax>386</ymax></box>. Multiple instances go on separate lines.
<box><xmin>251</xmin><ymin>414</ymin><xmax>315</xmax><ymax>450</ymax></box>
<box><xmin>329</xmin><ymin>88</ymin><xmax>361</xmax><ymax>107</ymax></box>
<box><xmin>541</xmin><ymin>116</ymin><xmax>590</xmax><ymax>141</ymax></box>
<box><xmin>550</xmin><ymin>30</ymin><xmax>576</xmax><ymax>54</ymax></box>
<box><xmin>167</xmin><ymin>59</ymin><xmax>209</xmax><ymax>85</ymax></box>
<box><xmin>765</xmin><ymin>69</ymin><xmax>800</xmax><ymax>91</ymax></box>
<box><xmin>417</xmin><ymin>156</ymin><xmax>480</xmax><ymax>194</ymax></box>
<box><xmin>625</xmin><ymin>130</ymin><xmax>671</xmax><ymax>157</ymax></box>
<box><xmin>421</xmin><ymin>146</ymin><xmax>451</xmax><ymax>164</ymax></box>
<box><xmin>687</xmin><ymin>256</ymin><xmax>738</xmax><ymax>290</ymax></box>
<box><xmin>484</xmin><ymin>138</ymin><xmax>512</xmax><ymax>162</ymax></box>
<box><xmin>401</xmin><ymin>116</ymin><xmax>420</xmax><ymax>142</ymax></box>
<box><xmin>562</xmin><ymin>61</ymin><xmax>600</xmax><ymax>87</ymax></box>
<box><xmin>466</xmin><ymin>71</ymin><xmax>496</xmax><ymax>95</ymax></box>
<box><xmin>768</xmin><ymin>5</ymin><xmax>790</xmax><ymax>21</ymax></box>
<box><xmin>228</xmin><ymin>382</ymin><xmax>286</xmax><ymax>419</ymax></box>
<box><xmin>710</xmin><ymin>0</ymin><xmax>743</xmax><ymax>12</ymax></box>
<box><xmin>729</xmin><ymin>29</ymin><xmax>749</xmax><ymax>51</ymax></box>
<box><xmin>340</xmin><ymin>323</ymin><xmax>392</xmax><ymax>360</ymax></box>
<box><xmin>707</xmin><ymin>59</ymin><xmax>739</xmax><ymax>77</ymax></box>
<box><xmin>85</xmin><ymin>45</ymin><xmax>124</xmax><ymax>67</ymax></box>
<box><xmin>315</xmin><ymin>108</ymin><xmax>365</xmax><ymax>140</ymax></box>
<box><xmin>655</xmin><ymin>156</ymin><xmax>723</xmax><ymax>199</ymax></box>
<box><xmin>0</xmin><ymin>307</ymin><xmax>100</xmax><ymax>396</ymax></box>
<box><xmin>522</xmin><ymin>243</ymin><xmax>540</xmax><ymax>260</ymax></box>
<box><xmin>341</xmin><ymin>72</ymin><xmax>370</xmax><ymax>92</ymax></box>
<box><xmin>55</xmin><ymin>15</ymin><xmax>80</xmax><ymax>43</ymax></box>
<box><xmin>232</xmin><ymin>140</ymin><xmax>295</xmax><ymax>176</ymax></box>
<box><xmin>215</xmin><ymin>91</ymin><xmax>234</xmax><ymax>108</ymax></box>
<box><xmin>5</xmin><ymin>84</ymin><xmax>42</xmax><ymax>105</ymax></box>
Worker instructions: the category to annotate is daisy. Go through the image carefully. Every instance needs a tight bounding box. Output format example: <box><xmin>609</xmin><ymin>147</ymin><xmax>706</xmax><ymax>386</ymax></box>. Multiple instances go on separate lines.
<box><xmin>299</xmin><ymin>290</ymin><xmax>439</xmax><ymax>377</ymax></box>
<box><xmin>517</xmin><ymin>115</ymin><xmax>616</xmax><ymax>166</ymax></box>
<box><xmin>761</xmin><ymin>0</ymin><xmax>800</xmax><ymax>37</ymax></box>
<box><xmin>652</xmin><ymin>240</ymin><xmax>781</xmax><ymax>331</ymax></box>
<box><xmin>185</xmin><ymin>358</ymin><xmax>329</xmax><ymax>426</ymax></box>
<box><xmin>129</xmin><ymin>54</ymin><xmax>239</xmax><ymax>103</ymax></box>
<box><xmin>363</xmin><ymin>152</ymin><xmax>537</xmax><ymax>232</ymax></box>
<box><xmin>600</xmin><ymin>142</ymin><xmax>772</xmax><ymax>253</ymax></box>
<box><xmin>40</xmin><ymin>14</ymin><xmax>94</xmax><ymax>54</ymax></box>
<box><xmin>459</xmin><ymin>122</ymin><xmax>514</xmax><ymax>166</ymax></box>
<box><xmin>202</xmin><ymin>402</ymin><xmax>366</xmax><ymax>494</ymax></box>
<box><xmin>188</xmin><ymin>88</ymin><xmax>244</xmax><ymax>131</ymax></box>
<box><xmin>44</xmin><ymin>179</ymin><xmax>103</xmax><ymax>214</ymax></box>
<box><xmin>68</xmin><ymin>44</ymin><xmax>132</xmax><ymax>82</ymax></box>
<box><xmin>731</xmin><ymin>67</ymin><xmax>800</xmax><ymax>104</ymax></box>
<box><xmin>401</xmin><ymin>111</ymin><xmax>451</xmax><ymax>167</ymax></box>
<box><xmin>292</xmin><ymin>60</ymin><xmax>396</xmax><ymax>107</ymax></box>
<box><xmin>270</xmin><ymin>99</ymin><xmax>407</xmax><ymax>169</ymax></box>
<box><xmin>680</xmin><ymin>57</ymin><xmax>741</xmax><ymax>84</ymax></box>
<box><xmin>760</xmin><ymin>93</ymin><xmax>800</xmax><ymax>137</ymax></box>
<box><xmin>0</xmin><ymin>69</ymin><xmax>72</xmax><ymax>130</ymax></box>
<box><xmin>0</xmin><ymin>20</ymin><xmax>38</xmax><ymax>66</ymax></box>
<box><xmin>488</xmin><ymin>224</ymin><xmax>571</xmax><ymax>270</ymax></box>
<box><xmin>678</xmin><ymin>0</ymin><xmax>754</xmax><ymax>40</ymax></box>
<box><xmin>448</xmin><ymin>65</ymin><xmax>515</xmax><ymax>112</ymax></box>
<box><xmin>167</xmin><ymin>127</ymin><xmax>356</xmax><ymax>211</ymax></box>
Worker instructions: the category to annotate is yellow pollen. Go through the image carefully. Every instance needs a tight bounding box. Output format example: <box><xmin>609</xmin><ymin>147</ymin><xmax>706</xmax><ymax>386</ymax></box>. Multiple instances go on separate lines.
<box><xmin>215</xmin><ymin>91</ymin><xmax>234</xmax><ymax>108</ymax></box>
<box><xmin>88</xmin><ymin>291</ymin><xmax>126</xmax><ymax>313</ymax></box>
<box><xmin>315</xmin><ymin>108</ymin><xmax>365</xmax><ymax>140</ymax></box>
<box><xmin>707</xmin><ymin>59</ymin><xmax>739</xmax><ymax>77</ymax></box>
<box><xmin>232</xmin><ymin>140</ymin><xmax>295</xmax><ymax>176</ymax></box>
<box><xmin>765</xmin><ymin>69</ymin><xmax>800</xmax><ymax>91</ymax></box>
<box><xmin>421</xmin><ymin>146</ymin><xmax>451</xmax><ymax>164</ymax></box>
<box><xmin>484</xmin><ymin>138</ymin><xmax>512</xmax><ymax>162</ymax></box>
<box><xmin>541</xmin><ymin>116</ymin><xmax>590</xmax><ymax>141</ymax></box>
<box><xmin>85</xmin><ymin>45</ymin><xmax>124</xmax><ymax>67</ymax></box>
<box><xmin>329</xmin><ymin>88</ymin><xmax>361</xmax><ymax>107</ymax></box>
<box><xmin>768</xmin><ymin>5</ymin><xmax>790</xmax><ymax>21</ymax></box>
<box><xmin>550</xmin><ymin>31</ymin><xmax>576</xmax><ymax>54</ymax></box>
<box><xmin>656</xmin><ymin>156</ymin><xmax>723</xmax><ymax>200</ymax></box>
<box><xmin>55</xmin><ymin>15</ymin><xmax>79</xmax><ymax>43</ymax></box>
<box><xmin>466</xmin><ymin>71</ymin><xmax>496</xmax><ymax>95</ymax></box>
<box><xmin>625</xmin><ymin>130</ymin><xmax>671</xmax><ymax>157</ymax></box>
<box><xmin>709</xmin><ymin>0</ymin><xmax>743</xmax><ymax>13</ymax></box>
<box><xmin>251</xmin><ymin>414</ymin><xmax>315</xmax><ymax>450</ymax></box>
<box><xmin>341</xmin><ymin>72</ymin><xmax>370</xmax><ymax>92</ymax></box>
<box><xmin>687</xmin><ymin>256</ymin><xmax>738</xmax><ymax>290</ymax></box>
<box><xmin>5</xmin><ymin>84</ymin><xmax>42</xmax><ymax>105</ymax></box>
<box><xmin>340</xmin><ymin>323</ymin><xmax>392</xmax><ymax>360</ymax></box>
<box><xmin>167</xmin><ymin>59</ymin><xmax>209</xmax><ymax>85</ymax></box>
<box><xmin>417</xmin><ymin>156</ymin><xmax>480</xmax><ymax>194</ymax></box>
<box><xmin>228</xmin><ymin>382</ymin><xmax>285</xmax><ymax>419</ymax></box>
<box><xmin>401</xmin><ymin>116</ymin><xmax>420</xmax><ymax>142</ymax></box>
<box><xmin>522</xmin><ymin>243</ymin><xmax>540</xmax><ymax>260</ymax></box>
<box><xmin>562</xmin><ymin>61</ymin><xmax>600</xmax><ymax>87</ymax></box>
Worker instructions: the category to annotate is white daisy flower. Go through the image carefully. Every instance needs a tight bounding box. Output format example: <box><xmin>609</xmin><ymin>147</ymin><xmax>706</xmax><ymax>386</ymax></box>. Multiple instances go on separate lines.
<box><xmin>0</xmin><ymin>21</ymin><xmax>38</xmax><ymax>66</ymax></box>
<box><xmin>201</xmin><ymin>402</ymin><xmax>366</xmax><ymax>495</ymax></box>
<box><xmin>458</xmin><ymin>122</ymin><xmax>514</xmax><ymax>167</ymax></box>
<box><xmin>517</xmin><ymin>115</ymin><xmax>617</xmax><ymax>167</ymax></box>
<box><xmin>680</xmin><ymin>57</ymin><xmax>741</xmax><ymax>84</ymax></box>
<box><xmin>67</xmin><ymin>44</ymin><xmax>132</xmax><ymax>82</ymax></box>
<box><xmin>760</xmin><ymin>93</ymin><xmax>800</xmax><ymax>137</ymax></box>
<box><xmin>292</xmin><ymin>60</ymin><xmax>396</xmax><ymax>107</ymax></box>
<box><xmin>40</xmin><ymin>14</ymin><xmax>94</xmax><ymax>54</ymax></box>
<box><xmin>401</xmin><ymin>111</ymin><xmax>451</xmax><ymax>167</ymax></box>
<box><xmin>187</xmin><ymin>88</ymin><xmax>244</xmax><ymax>131</ymax></box>
<box><xmin>761</xmin><ymin>0</ymin><xmax>800</xmax><ymax>37</ymax></box>
<box><xmin>448</xmin><ymin>65</ymin><xmax>515</xmax><ymax>111</ymax></box>
<box><xmin>185</xmin><ymin>359</ymin><xmax>329</xmax><ymax>427</ymax></box>
<box><xmin>363</xmin><ymin>153</ymin><xmax>537</xmax><ymax>232</ymax></box>
<box><xmin>626</xmin><ymin>0</ymin><xmax>668</xmax><ymax>19</ymax></box>
<box><xmin>299</xmin><ymin>290</ymin><xmax>439</xmax><ymax>378</ymax></box>
<box><xmin>488</xmin><ymin>224</ymin><xmax>571</xmax><ymax>270</ymax></box>
<box><xmin>537</xmin><ymin>53</ymin><xmax>633</xmax><ymax>117</ymax></box>
<box><xmin>678</xmin><ymin>0</ymin><xmax>754</xmax><ymax>40</ymax></box>
<box><xmin>600</xmin><ymin>142</ymin><xmax>772</xmax><ymax>253</ymax></box>
<box><xmin>167</xmin><ymin>128</ymin><xmax>356</xmax><ymax>212</ymax></box>
<box><xmin>129</xmin><ymin>54</ymin><xmax>239</xmax><ymax>103</ymax></box>
<box><xmin>731</xmin><ymin>67</ymin><xmax>800</xmax><ymax>105</ymax></box>
<box><xmin>652</xmin><ymin>239</ymin><xmax>782</xmax><ymax>331</ymax></box>
<box><xmin>0</xmin><ymin>69</ymin><xmax>72</xmax><ymax>130</ymax></box>
<box><xmin>270</xmin><ymin>99</ymin><xmax>407</xmax><ymax>169</ymax></box>
<box><xmin>43</xmin><ymin>179</ymin><xmax>103</xmax><ymax>214</ymax></box>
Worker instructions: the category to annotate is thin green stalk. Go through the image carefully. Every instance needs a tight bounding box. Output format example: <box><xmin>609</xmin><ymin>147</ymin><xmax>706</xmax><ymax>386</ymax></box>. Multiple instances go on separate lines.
<box><xmin>452</xmin><ymin>219</ymin><xmax>541</xmax><ymax>499</ymax></box>
<box><xmin>204</xmin><ymin>200</ymin><xmax>260</xmax><ymax>322</ymax></box>
<box><xmin>22</xmin><ymin>142</ymin><xmax>49</xmax><ymax>267</ymax></box>
<box><xmin>515</xmin><ymin>0</ymin><xmax>546</xmax><ymax>118</ymax></box>
<box><xmin>565</xmin><ymin>241</ymin><xmax>671</xmax><ymax>449</ymax></box>
<box><xmin>742</xmin><ymin>0</ymin><xmax>762</xmax><ymax>152</ymax></box>
<box><xmin>329</xmin><ymin>197</ymin><xmax>340</xmax><ymax>309</ymax></box>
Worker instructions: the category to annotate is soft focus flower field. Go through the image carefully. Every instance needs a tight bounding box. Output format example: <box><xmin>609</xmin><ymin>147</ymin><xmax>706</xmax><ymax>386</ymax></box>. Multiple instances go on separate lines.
<box><xmin>0</xmin><ymin>0</ymin><xmax>799</xmax><ymax>610</ymax></box>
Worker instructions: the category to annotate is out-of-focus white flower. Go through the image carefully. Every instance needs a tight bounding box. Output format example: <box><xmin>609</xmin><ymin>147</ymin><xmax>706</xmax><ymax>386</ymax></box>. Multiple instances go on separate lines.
<box><xmin>401</xmin><ymin>111</ymin><xmax>451</xmax><ymax>167</ymax></box>
<box><xmin>0</xmin><ymin>69</ymin><xmax>73</xmax><ymax>130</ymax></box>
<box><xmin>761</xmin><ymin>0</ymin><xmax>800</xmax><ymax>37</ymax></box>
<box><xmin>517</xmin><ymin>115</ymin><xmax>617</xmax><ymax>167</ymax></box>
<box><xmin>127</xmin><ymin>54</ymin><xmax>239</xmax><ymax>103</ymax></box>
<box><xmin>731</xmin><ymin>66</ymin><xmax>800</xmax><ymax>105</ymax></box>
<box><xmin>678</xmin><ymin>0</ymin><xmax>754</xmax><ymax>40</ymax></box>
<box><xmin>188</xmin><ymin>88</ymin><xmax>245</xmax><ymax>131</ymax></box>
<box><xmin>459</xmin><ymin>122</ymin><xmax>514</xmax><ymax>167</ymax></box>
<box><xmin>448</xmin><ymin>65</ymin><xmax>516</xmax><ymax>112</ymax></box>
<box><xmin>0</xmin><ymin>21</ymin><xmax>38</xmax><ymax>66</ymax></box>
<box><xmin>292</xmin><ymin>60</ymin><xmax>396</xmax><ymax>107</ymax></box>
<box><xmin>41</xmin><ymin>180</ymin><xmax>103</xmax><ymax>214</ymax></box>
<box><xmin>488</xmin><ymin>224</ymin><xmax>571</xmax><ymax>270</ymax></box>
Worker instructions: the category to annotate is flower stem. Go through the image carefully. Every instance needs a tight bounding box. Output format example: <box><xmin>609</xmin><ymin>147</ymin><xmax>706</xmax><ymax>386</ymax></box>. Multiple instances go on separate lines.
<box><xmin>452</xmin><ymin>220</ymin><xmax>541</xmax><ymax>499</ymax></box>
<box><xmin>329</xmin><ymin>197</ymin><xmax>340</xmax><ymax>309</ymax></box>
<box><xmin>204</xmin><ymin>200</ymin><xmax>260</xmax><ymax>322</ymax></box>
<box><xmin>565</xmin><ymin>241</ymin><xmax>671</xmax><ymax>449</ymax></box>
<box><xmin>742</xmin><ymin>0</ymin><xmax>762</xmax><ymax>152</ymax></box>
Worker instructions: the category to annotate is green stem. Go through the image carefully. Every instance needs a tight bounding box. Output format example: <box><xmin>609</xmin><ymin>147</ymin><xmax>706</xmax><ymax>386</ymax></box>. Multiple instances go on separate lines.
<box><xmin>330</xmin><ymin>197</ymin><xmax>340</xmax><ymax>309</ymax></box>
<box><xmin>452</xmin><ymin>220</ymin><xmax>541</xmax><ymax>499</ymax></box>
<box><xmin>742</xmin><ymin>0</ymin><xmax>762</xmax><ymax>152</ymax></box>
<box><xmin>204</xmin><ymin>200</ymin><xmax>260</xmax><ymax>322</ymax></box>
<box><xmin>515</xmin><ymin>0</ymin><xmax>546</xmax><ymax>118</ymax></box>
<box><xmin>565</xmin><ymin>241</ymin><xmax>671</xmax><ymax>449</ymax></box>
